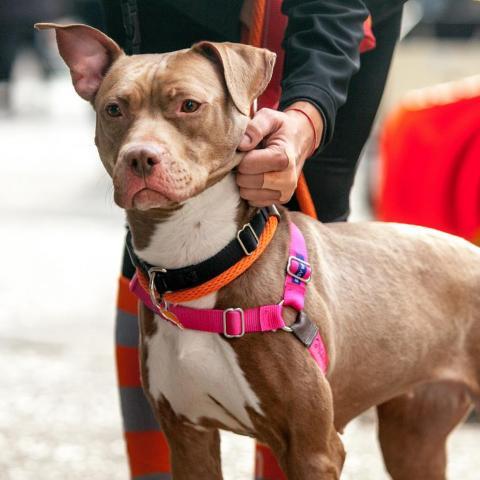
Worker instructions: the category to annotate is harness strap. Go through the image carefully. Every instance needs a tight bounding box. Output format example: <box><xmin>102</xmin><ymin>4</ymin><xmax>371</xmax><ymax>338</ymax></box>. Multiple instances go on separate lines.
<box><xmin>129</xmin><ymin>206</ymin><xmax>278</xmax><ymax>297</ymax></box>
<box><xmin>135</xmin><ymin>211</ymin><xmax>280</xmax><ymax>304</ymax></box>
<box><xmin>283</xmin><ymin>222</ymin><xmax>311</xmax><ymax>311</ymax></box>
<box><xmin>130</xmin><ymin>220</ymin><xmax>329</xmax><ymax>373</ymax></box>
<box><xmin>131</xmin><ymin>277</ymin><xmax>286</xmax><ymax>336</ymax></box>
<box><xmin>281</xmin><ymin>222</ymin><xmax>328</xmax><ymax>372</ymax></box>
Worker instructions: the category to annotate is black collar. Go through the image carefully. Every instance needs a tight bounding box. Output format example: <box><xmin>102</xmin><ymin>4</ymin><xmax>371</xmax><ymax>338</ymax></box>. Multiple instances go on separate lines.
<box><xmin>126</xmin><ymin>205</ymin><xmax>280</xmax><ymax>296</ymax></box>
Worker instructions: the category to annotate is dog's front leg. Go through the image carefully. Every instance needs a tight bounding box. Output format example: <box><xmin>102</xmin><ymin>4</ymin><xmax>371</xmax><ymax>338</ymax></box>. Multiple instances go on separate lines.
<box><xmin>284</xmin><ymin>409</ymin><xmax>344</xmax><ymax>478</ymax></box>
<box><xmin>267</xmin><ymin>374</ymin><xmax>345</xmax><ymax>480</ymax></box>
<box><xmin>162</xmin><ymin>420</ymin><xmax>223</xmax><ymax>480</ymax></box>
<box><xmin>138</xmin><ymin>308</ymin><xmax>223</xmax><ymax>479</ymax></box>
<box><xmin>285</xmin><ymin>427</ymin><xmax>344</xmax><ymax>480</ymax></box>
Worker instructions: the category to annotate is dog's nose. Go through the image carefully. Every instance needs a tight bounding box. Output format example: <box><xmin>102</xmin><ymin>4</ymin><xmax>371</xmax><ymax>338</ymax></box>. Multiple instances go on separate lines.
<box><xmin>125</xmin><ymin>146</ymin><xmax>160</xmax><ymax>177</ymax></box>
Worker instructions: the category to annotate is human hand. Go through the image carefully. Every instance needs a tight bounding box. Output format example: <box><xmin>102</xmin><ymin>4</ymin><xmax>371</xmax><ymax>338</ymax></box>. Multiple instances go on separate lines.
<box><xmin>236</xmin><ymin>101</ymin><xmax>323</xmax><ymax>207</ymax></box>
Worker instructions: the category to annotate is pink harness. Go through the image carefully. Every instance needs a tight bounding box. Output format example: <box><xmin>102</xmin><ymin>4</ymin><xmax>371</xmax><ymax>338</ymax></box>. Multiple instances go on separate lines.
<box><xmin>130</xmin><ymin>222</ymin><xmax>328</xmax><ymax>373</ymax></box>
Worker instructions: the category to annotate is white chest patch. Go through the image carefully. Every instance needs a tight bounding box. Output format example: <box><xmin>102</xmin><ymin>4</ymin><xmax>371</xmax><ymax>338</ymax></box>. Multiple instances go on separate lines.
<box><xmin>135</xmin><ymin>175</ymin><xmax>241</xmax><ymax>269</ymax></box>
<box><xmin>136</xmin><ymin>175</ymin><xmax>263</xmax><ymax>430</ymax></box>
<box><xmin>146</xmin><ymin>318</ymin><xmax>263</xmax><ymax>431</ymax></box>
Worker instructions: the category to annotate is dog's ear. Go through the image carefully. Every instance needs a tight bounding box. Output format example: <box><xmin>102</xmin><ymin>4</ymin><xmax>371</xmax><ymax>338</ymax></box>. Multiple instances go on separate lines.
<box><xmin>35</xmin><ymin>23</ymin><xmax>123</xmax><ymax>102</ymax></box>
<box><xmin>193</xmin><ymin>42</ymin><xmax>276</xmax><ymax>116</ymax></box>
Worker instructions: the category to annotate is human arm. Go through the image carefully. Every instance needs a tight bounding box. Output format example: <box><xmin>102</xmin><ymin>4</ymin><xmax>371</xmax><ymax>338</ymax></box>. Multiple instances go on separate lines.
<box><xmin>237</xmin><ymin>0</ymin><xmax>370</xmax><ymax>206</ymax></box>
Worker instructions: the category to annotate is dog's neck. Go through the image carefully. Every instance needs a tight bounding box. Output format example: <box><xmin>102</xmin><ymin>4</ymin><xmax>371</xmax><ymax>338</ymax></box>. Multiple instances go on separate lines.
<box><xmin>128</xmin><ymin>174</ymin><xmax>252</xmax><ymax>270</ymax></box>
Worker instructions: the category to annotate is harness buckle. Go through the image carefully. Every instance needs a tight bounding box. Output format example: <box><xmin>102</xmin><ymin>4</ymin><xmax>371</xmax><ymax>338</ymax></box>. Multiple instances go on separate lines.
<box><xmin>148</xmin><ymin>267</ymin><xmax>168</xmax><ymax>311</ymax></box>
<box><xmin>287</xmin><ymin>256</ymin><xmax>312</xmax><ymax>284</ymax></box>
<box><xmin>223</xmin><ymin>308</ymin><xmax>246</xmax><ymax>338</ymax></box>
<box><xmin>237</xmin><ymin>223</ymin><xmax>259</xmax><ymax>256</ymax></box>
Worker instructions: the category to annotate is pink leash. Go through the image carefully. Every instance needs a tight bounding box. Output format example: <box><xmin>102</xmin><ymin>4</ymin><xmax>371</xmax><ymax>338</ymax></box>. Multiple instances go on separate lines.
<box><xmin>130</xmin><ymin>221</ymin><xmax>328</xmax><ymax>373</ymax></box>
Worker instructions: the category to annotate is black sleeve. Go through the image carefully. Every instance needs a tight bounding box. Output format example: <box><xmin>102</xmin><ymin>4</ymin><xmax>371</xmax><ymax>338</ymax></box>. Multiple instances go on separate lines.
<box><xmin>279</xmin><ymin>0</ymin><xmax>369</xmax><ymax>147</ymax></box>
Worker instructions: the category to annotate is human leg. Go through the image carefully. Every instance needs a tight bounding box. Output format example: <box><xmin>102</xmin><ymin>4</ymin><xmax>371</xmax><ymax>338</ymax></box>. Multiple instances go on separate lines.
<box><xmin>116</xmin><ymin>248</ymin><xmax>172</xmax><ymax>479</ymax></box>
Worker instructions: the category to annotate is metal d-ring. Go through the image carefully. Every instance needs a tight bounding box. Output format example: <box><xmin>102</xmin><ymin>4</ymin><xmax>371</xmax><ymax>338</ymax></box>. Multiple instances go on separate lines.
<box><xmin>148</xmin><ymin>267</ymin><xmax>168</xmax><ymax>312</ymax></box>
<box><xmin>277</xmin><ymin>299</ymin><xmax>293</xmax><ymax>332</ymax></box>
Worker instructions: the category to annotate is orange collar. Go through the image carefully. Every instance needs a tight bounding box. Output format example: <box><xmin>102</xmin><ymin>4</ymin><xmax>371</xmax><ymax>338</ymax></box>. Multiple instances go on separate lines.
<box><xmin>135</xmin><ymin>212</ymin><xmax>279</xmax><ymax>304</ymax></box>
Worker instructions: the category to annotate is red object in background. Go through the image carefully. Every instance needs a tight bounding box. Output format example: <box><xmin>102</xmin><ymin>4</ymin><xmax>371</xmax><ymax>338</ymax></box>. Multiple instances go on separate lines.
<box><xmin>376</xmin><ymin>87</ymin><xmax>480</xmax><ymax>245</ymax></box>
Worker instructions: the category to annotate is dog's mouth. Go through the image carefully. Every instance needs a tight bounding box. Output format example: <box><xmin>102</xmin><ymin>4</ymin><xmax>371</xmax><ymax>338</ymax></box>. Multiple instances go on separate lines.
<box><xmin>132</xmin><ymin>188</ymin><xmax>173</xmax><ymax>210</ymax></box>
<box><xmin>122</xmin><ymin>183</ymin><xmax>195</xmax><ymax>211</ymax></box>
<box><xmin>113</xmin><ymin>156</ymin><xmax>207</xmax><ymax>210</ymax></box>
<box><xmin>113</xmin><ymin>179</ymin><xmax>178</xmax><ymax>210</ymax></box>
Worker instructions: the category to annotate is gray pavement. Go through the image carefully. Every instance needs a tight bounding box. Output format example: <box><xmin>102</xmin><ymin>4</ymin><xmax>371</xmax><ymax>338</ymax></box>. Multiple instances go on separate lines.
<box><xmin>1</xmin><ymin>69</ymin><xmax>479</xmax><ymax>480</ymax></box>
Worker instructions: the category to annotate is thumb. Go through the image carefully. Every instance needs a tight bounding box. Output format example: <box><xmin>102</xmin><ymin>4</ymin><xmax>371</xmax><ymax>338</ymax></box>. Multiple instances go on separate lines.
<box><xmin>238</xmin><ymin>108</ymin><xmax>280</xmax><ymax>151</ymax></box>
<box><xmin>238</xmin><ymin>133</ymin><xmax>254</xmax><ymax>151</ymax></box>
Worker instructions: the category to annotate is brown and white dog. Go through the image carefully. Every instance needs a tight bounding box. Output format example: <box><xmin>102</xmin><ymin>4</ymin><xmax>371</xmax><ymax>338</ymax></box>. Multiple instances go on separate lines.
<box><xmin>38</xmin><ymin>23</ymin><xmax>480</xmax><ymax>480</ymax></box>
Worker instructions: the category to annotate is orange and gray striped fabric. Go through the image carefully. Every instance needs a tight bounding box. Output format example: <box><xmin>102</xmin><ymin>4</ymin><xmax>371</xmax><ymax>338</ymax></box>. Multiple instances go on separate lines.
<box><xmin>116</xmin><ymin>276</ymin><xmax>172</xmax><ymax>479</ymax></box>
<box><xmin>116</xmin><ymin>273</ymin><xmax>286</xmax><ymax>479</ymax></box>
<box><xmin>115</xmin><ymin>0</ymin><xmax>290</xmax><ymax>476</ymax></box>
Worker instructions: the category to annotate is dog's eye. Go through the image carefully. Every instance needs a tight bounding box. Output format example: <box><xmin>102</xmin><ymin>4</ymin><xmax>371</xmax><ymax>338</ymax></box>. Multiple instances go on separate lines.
<box><xmin>181</xmin><ymin>99</ymin><xmax>200</xmax><ymax>113</ymax></box>
<box><xmin>106</xmin><ymin>103</ymin><xmax>122</xmax><ymax>117</ymax></box>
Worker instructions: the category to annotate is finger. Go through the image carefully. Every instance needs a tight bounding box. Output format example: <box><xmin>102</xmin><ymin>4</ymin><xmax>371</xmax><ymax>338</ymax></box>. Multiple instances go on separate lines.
<box><xmin>262</xmin><ymin>146</ymin><xmax>296</xmax><ymax>193</ymax></box>
<box><xmin>249</xmin><ymin>199</ymin><xmax>279</xmax><ymax>208</ymax></box>
<box><xmin>238</xmin><ymin>109</ymin><xmax>280</xmax><ymax>150</ymax></box>
<box><xmin>239</xmin><ymin>187</ymin><xmax>281</xmax><ymax>204</ymax></box>
<box><xmin>236</xmin><ymin>172</ymin><xmax>264</xmax><ymax>189</ymax></box>
<box><xmin>262</xmin><ymin>169</ymin><xmax>296</xmax><ymax>192</ymax></box>
<box><xmin>237</xmin><ymin>146</ymin><xmax>289</xmax><ymax>174</ymax></box>
<box><xmin>261</xmin><ymin>172</ymin><xmax>296</xmax><ymax>203</ymax></box>
<box><xmin>279</xmin><ymin>189</ymin><xmax>295</xmax><ymax>204</ymax></box>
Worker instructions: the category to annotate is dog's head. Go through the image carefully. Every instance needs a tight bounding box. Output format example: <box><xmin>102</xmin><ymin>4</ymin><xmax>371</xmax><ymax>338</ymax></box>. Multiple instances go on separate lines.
<box><xmin>36</xmin><ymin>23</ymin><xmax>275</xmax><ymax>211</ymax></box>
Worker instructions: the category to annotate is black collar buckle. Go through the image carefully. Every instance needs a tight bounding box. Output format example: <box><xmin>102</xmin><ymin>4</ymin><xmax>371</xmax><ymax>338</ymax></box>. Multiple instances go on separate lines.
<box><xmin>126</xmin><ymin>205</ymin><xmax>280</xmax><ymax>296</ymax></box>
<box><xmin>236</xmin><ymin>205</ymin><xmax>280</xmax><ymax>256</ymax></box>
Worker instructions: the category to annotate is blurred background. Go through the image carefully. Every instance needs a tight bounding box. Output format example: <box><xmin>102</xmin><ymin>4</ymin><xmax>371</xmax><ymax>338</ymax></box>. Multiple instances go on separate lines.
<box><xmin>1</xmin><ymin>1</ymin><xmax>480</xmax><ymax>479</ymax></box>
